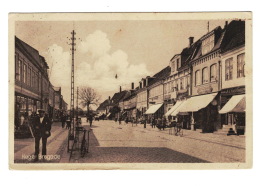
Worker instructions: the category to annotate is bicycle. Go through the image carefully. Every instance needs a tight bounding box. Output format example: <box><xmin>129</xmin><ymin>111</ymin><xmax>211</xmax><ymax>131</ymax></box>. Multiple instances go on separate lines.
<box><xmin>174</xmin><ymin>122</ymin><xmax>183</xmax><ymax>137</ymax></box>
<box><xmin>80</xmin><ymin>129</ymin><xmax>90</xmax><ymax>157</ymax></box>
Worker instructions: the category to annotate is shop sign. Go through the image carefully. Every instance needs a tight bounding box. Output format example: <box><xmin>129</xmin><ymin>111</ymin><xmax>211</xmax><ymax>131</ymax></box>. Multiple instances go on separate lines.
<box><xmin>197</xmin><ymin>85</ymin><xmax>213</xmax><ymax>95</ymax></box>
<box><xmin>221</xmin><ymin>86</ymin><xmax>245</xmax><ymax>95</ymax></box>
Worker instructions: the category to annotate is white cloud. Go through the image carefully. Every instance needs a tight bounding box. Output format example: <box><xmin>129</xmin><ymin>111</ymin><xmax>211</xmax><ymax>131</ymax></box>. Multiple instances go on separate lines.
<box><xmin>46</xmin><ymin>30</ymin><xmax>150</xmax><ymax>104</ymax></box>
<box><xmin>78</xmin><ymin>30</ymin><xmax>111</xmax><ymax>58</ymax></box>
<box><xmin>76</xmin><ymin>30</ymin><xmax>150</xmax><ymax>92</ymax></box>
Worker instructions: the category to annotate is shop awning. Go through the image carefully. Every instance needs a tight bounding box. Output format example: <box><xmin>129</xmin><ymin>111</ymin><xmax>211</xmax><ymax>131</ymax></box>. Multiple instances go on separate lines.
<box><xmin>219</xmin><ymin>95</ymin><xmax>245</xmax><ymax>113</ymax></box>
<box><xmin>171</xmin><ymin>100</ymin><xmax>188</xmax><ymax>116</ymax></box>
<box><xmin>145</xmin><ymin>103</ymin><xmax>163</xmax><ymax>115</ymax></box>
<box><xmin>165</xmin><ymin>101</ymin><xmax>183</xmax><ymax>116</ymax></box>
<box><xmin>178</xmin><ymin>93</ymin><xmax>218</xmax><ymax>113</ymax></box>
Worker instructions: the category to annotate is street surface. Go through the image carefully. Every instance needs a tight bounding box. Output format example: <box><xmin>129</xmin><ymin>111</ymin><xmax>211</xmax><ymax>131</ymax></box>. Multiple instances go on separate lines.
<box><xmin>14</xmin><ymin>119</ymin><xmax>245</xmax><ymax>163</ymax></box>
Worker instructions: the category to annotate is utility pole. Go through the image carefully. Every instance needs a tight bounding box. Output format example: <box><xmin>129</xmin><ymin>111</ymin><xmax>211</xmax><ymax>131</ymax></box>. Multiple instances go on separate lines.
<box><xmin>76</xmin><ymin>86</ymin><xmax>79</xmax><ymax>125</ymax></box>
<box><xmin>68</xmin><ymin>30</ymin><xmax>76</xmax><ymax>152</ymax></box>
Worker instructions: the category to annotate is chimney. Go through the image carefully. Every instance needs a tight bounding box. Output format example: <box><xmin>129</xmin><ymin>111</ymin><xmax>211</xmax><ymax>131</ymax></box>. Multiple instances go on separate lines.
<box><xmin>131</xmin><ymin>82</ymin><xmax>134</xmax><ymax>90</ymax></box>
<box><xmin>189</xmin><ymin>37</ymin><xmax>194</xmax><ymax>47</ymax></box>
<box><xmin>108</xmin><ymin>96</ymin><xmax>111</xmax><ymax>100</ymax></box>
<box><xmin>146</xmin><ymin>76</ymin><xmax>150</xmax><ymax>86</ymax></box>
<box><xmin>143</xmin><ymin>79</ymin><xmax>146</xmax><ymax>87</ymax></box>
<box><xmin>119</xmin><ymin>86</ymin><xmax>122</xmax><ymax>92</ymax></box>
<box><xmin>139</xmin><ymin>82</ymin><xmax>142</xmax><ymax>89</ymax></box>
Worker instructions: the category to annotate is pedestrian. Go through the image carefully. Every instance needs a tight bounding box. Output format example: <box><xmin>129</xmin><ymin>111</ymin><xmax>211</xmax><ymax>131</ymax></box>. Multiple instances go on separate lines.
<box><xmin>32</xmin><ymin>109</ymin><xmax>52</xmax><ymax>162</ymax></box>
<box><xmin>157</xmin><ymin>117</ymin><xmax>162</xmax><ymax>130</ymax></box>
<box><xmin>119</xmin><ymin>116</ymin><xmax>122</xmax><ymax>125</ymax></box>
<box><xmin>61</xmin><ymin>113</ymin><xmax>66</xmax><ymax>128</ymax></box>
<box><xmin>151</xmin><ymin>117</ymin><xmax>155</xmax><ymax>128</ymax></box>
<box><xmin>89</xmin><ymin>114</ymin><xmax>93</xmax><ymax>127</ymax></box>
<box><xmin>66</xmin><ymin>118</ymin><xmax>71</xmax><ymax>130</ymax></box>
<box><xmin>162</xmin><ymin>116</ymin><xmax>167</xmax><ymax>130</ymax></box>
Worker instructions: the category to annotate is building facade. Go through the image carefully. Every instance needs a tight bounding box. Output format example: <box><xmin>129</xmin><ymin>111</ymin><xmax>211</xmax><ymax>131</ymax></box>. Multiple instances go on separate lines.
<box><xmin>15</xmin><ymin>37</ymin><xmax>67</xmax><ymax>128</ymax></box>
<box><xmin>219</xmin><ymin>20</ymin><xmax>245</xmax><ymax>134</ymax></box>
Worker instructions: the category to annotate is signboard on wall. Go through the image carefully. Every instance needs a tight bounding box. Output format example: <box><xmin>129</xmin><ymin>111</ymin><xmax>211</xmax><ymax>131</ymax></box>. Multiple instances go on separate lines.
<box><xmin>197</xmin><ymin>85</ymin><xmax>213</xmax><ymax>95</ymax></box>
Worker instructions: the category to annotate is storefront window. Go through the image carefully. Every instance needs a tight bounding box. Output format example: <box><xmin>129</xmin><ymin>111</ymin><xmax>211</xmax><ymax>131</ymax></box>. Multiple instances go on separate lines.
<box><xmin>225</xmin><ymin>57</ymin><xmax>233</xmax><ymax>80</ymax></box>
<box><xmin>237</xmin><ymin>53</ymin><xmax>245</xmax><ymax>78</ymax></box>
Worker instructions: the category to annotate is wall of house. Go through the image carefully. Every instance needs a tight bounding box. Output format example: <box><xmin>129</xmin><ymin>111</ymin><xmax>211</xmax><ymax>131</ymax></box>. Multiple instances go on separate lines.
<box><xmin>137</xmin><ymin>90</ymin><xmax>147</xmax><ymax>109</ymax></box>
<box><xmin>192</xmin><ymin>52</ymin><xmax>221</xmax><ymax>96</ymax></box>
<box><xmin>148</xmin><ymin>84</ymin><xmax>164</xmax><ymax>105</ymax></box>
<box><xmin>221</xmin><ymin>46</ymin><xmax>245</xmax><ymax>90</ymax></box>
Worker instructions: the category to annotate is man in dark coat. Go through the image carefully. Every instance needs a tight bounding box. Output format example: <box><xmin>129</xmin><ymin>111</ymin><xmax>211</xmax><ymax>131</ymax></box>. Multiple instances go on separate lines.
<box><xmin>33</xmin><ymin>109</ymin><xmax>52</xmax><ymax>161</ymax></box>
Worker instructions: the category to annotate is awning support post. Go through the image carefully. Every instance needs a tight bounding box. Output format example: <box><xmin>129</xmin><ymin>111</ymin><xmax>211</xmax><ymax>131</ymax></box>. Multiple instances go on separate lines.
<box><xmin>191</xmin><ymin>112</ymin><xmax>196</xmax><ymax>131</ymax></box>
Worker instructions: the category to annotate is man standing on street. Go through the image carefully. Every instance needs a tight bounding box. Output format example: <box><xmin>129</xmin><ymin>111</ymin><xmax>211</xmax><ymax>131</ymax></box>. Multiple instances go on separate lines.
<box><xmin>33</xmin><ymin>109</ymin><xmax>52</xmax><ymax>162</ymax></box>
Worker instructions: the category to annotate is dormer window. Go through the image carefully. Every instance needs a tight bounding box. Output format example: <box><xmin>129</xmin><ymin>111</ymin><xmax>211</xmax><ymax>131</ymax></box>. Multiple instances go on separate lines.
<box><xmin>177</xmin><ymin>58</ymin><xmax>180</xmax><ymax>69</ymax></box>
<box><xmin>202</xmin><ymin>34</ymin><xmax>214</xmax><ymax>55</ymax></box>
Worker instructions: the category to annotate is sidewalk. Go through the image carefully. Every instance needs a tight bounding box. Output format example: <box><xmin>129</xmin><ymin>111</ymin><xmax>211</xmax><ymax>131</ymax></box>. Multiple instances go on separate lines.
<box><xmin>14</xmin><ymin>121</ymin><xmax>69</xmax><ymax>163</ymax></box>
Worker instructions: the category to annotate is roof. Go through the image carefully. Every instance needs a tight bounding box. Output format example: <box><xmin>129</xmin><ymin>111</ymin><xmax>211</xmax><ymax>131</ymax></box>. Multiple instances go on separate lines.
<box><xmin>221</xmin><ymin>20</ymin><xmax>245</xmax><ymax>53</ymax></box>
<box><xmin>148</xmin><ymin>66</ymin><xmax>171</xmax><ymax>87</ymax></box>
<box><xmin>123</xmin><ymin>90</ymin><xmax>137</xmax><ymax>101</ymax></box>
<box><xmin>110</xmin><ymin>90</ymin><xmax>128</xmax><ymax>105</ymax></box>
<box><xmin>192</xmin><ymin>26</ymin><xmax>224</xmax><ymax>61</ymax></box>
<box><xmin>15</xmin><ymin>36</ymin><xmax>49</xmax><ymax>69</ymax></box>
<box><xmin>178</xmin><ymin>40</ymin><xmax>201</xmax><ymax>71</ymax></box>
<box><xmin>97</xmin><ymin>99</ymin><xmax>110</xmax><ymax>110</ymax></box>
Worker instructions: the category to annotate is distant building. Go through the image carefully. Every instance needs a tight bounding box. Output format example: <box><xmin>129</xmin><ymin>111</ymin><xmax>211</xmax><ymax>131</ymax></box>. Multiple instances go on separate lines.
<box><xmin>145</xmin><ymin>66</ymin><xmax>171</xmax><ymax>119</ymax></box>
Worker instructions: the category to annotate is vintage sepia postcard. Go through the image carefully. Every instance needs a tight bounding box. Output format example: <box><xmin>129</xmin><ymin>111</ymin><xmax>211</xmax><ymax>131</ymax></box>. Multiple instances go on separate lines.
<box><xmin>9</xmin><ymin>12</ymin><xmax>252</xmax><ymax>170</ymax></box>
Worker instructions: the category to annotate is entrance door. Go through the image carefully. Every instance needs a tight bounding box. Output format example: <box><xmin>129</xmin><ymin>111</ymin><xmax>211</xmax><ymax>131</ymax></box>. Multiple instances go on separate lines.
<box><xmin>228</xmin><ymin>113</ymin><xmax>234</xmax><ymax>125</ymax></box>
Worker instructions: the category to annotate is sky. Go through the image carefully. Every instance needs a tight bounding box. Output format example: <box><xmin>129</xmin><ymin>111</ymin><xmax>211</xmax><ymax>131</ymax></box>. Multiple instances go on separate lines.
<box><xmin>15</xmin><ymin>19</ymin><xmax>228</xmax><ymax>110</ymax></box>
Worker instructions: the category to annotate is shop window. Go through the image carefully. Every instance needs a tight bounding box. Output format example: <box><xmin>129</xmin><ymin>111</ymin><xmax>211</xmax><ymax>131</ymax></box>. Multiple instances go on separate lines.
<box><xmin>237</xmin><ymin>53</ymin><xmax>245</xmax><ymax>78</ymax></box>
<box><xmin>225</xmin><ymin>57</ymin><xmax>233</xmax><ymax>80</ymax></box>
<box><xmin>210</xmin><ymin>64</ymin><xmax>217</xmax><ymax>82</ymax></box>
<box><xmin>195</xmin><ymin>70</ymin><xmax>201</xmax><ymax>86</ymax></box>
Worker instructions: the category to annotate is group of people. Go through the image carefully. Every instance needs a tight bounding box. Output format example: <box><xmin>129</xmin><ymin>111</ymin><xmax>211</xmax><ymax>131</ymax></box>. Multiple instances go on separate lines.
<box><xmin>112</xmin><ymin>115</ymin><xmax>184</xmax><ymax>131</ymax></box>
<box><xmin>151</xmin><ymin>116</ymin><xmax>168</xmax><ymax>130</ymax></box>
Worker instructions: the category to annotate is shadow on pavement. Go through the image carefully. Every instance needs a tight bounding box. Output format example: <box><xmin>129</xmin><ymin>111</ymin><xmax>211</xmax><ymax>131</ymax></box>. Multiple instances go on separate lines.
<box><xmin>84</xmin><ymin>146</ymin><xmax>209</xmax><ymax>163</ymax></box>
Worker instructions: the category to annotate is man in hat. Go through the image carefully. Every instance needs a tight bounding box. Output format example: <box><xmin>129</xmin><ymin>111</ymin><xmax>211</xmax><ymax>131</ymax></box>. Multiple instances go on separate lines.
<box><xmin>33</xmin><ymin>109</ymin><xmax>52</xmax><ymax>162</ymax></box>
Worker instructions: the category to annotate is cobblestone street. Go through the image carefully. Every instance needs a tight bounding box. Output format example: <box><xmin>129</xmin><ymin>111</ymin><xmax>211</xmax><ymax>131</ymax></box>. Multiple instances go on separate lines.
<box><xmin>61</xmin><ymin>119</ymin><xmax>245</xmax><ymax>163</ymax></box>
